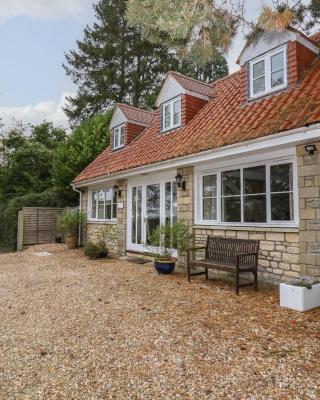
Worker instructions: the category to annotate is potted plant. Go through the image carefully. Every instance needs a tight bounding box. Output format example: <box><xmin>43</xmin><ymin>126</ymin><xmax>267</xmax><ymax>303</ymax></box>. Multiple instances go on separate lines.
<box><xmin>58</xmin><ymin>210</ymin><xmax>86</xmax><ymax>250</ymax></box>
<box><xmin>147</xmin><ymin>221</ymin><xmax>193</xmax><ymax>274</ymax></box>
<box><xmin>280</xmin><ymin>276</ymin><xmax>320</xmax><ymax>312</ymax></box>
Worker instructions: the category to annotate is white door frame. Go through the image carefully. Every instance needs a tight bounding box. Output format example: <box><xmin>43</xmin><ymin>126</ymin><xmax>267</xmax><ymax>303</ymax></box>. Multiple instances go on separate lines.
<box><xmin>126</xmin><ymin>171</ymin><xmax>176</xmax><ymax>253</ymax></box>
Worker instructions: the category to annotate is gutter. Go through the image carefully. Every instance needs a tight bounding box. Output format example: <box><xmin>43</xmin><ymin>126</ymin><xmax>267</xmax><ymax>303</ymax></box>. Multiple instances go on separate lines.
<box><xmin>72</xmin><ymin>186</ymin><xmax>82</xmax><ymax>246</ymax></box>
<box><xmin>73</xmin><ymin>122</ymin><xmax>320</xmax><ymax>188</ymax></box>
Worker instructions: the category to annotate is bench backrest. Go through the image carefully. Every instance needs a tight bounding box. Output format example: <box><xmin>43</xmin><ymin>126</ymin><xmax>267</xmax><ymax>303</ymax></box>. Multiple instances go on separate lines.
<box><xmin>206</xmin><ymin>236</ymin><xmax>259</xmax><ymax>267</ymax></box>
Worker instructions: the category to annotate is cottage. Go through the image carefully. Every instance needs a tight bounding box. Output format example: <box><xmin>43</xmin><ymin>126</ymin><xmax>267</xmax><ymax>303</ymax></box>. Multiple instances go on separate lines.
<box><xmin>72</xmin><ymin>28</ymin><xmax>320</xmax><ymax>283</ymax></box>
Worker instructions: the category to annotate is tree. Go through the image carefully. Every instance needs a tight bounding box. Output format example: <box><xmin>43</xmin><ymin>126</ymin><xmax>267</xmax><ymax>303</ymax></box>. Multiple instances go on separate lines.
<box><xmin>63</xmin><ymin>0</ymin><xmax>181</xmax><ymax>123</ymax></box>
<box><xmin>179</xmin><ymin>54</ymin><xmax>228</xmax><ymax>83</ymax></box>
<box><xmin>126</xmin><ymin>0</ymin><xmax>240</xmax><ymax>67</ymax></box>
<box><xmin>52</xmin><ymin>112</ymin><xmax>113</xmax><ymax>204</ymax></box>
<box><xmin>0</xmin><ymin>122</ymin><xmax>67</xmax><ymax>203</ymax></box>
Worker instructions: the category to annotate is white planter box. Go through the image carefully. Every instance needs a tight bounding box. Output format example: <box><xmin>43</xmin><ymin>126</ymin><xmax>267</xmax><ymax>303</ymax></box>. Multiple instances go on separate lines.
<box><xmin>280</xmin><ymin>283</ymin><xmax>320</xmax><ymax>312</ymax></box>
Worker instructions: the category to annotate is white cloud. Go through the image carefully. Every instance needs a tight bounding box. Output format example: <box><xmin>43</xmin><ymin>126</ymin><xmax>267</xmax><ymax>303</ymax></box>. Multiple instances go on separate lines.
<box><xmin>0</xmin><ymin>92</ymin><xmax>72</xmax><ymax>129</ymax></box>
<box><xmin>0</xmin><ymin>0</ymin><xmax>92</xmax><ymax>22</ymax></box>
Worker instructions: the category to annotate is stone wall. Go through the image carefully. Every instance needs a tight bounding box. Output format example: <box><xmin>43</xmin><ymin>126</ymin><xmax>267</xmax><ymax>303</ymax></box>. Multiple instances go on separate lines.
<box><xmin>297</xmin><ymin>141</ymin><xmax>320</xmax><ymax>278</ymax></box>
<box><xmin>193</xmin><ymin>227</ymin><xmax>300</xmax><ymax>283</ymax></box>
<box><xmin>80</xmin><ymin>178</ymin><xmax>128</xmax><ymax>255</ymax></box>
<box><xmin>176</xmin><ymin>166</ymin><xmax>194</xmax><ymax>266</ymax></box>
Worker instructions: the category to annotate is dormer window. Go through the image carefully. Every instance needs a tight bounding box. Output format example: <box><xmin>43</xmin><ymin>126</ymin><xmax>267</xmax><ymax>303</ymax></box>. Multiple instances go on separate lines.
<box><xmin>162</xmin><ymin>96</ymin><xmax>181</xmax><ymax>132</ymax></box>
<box><xmin>113</xmin><ymin>124</ymin><xmax>125</xmax><ymax>150</ymax></box>
<box><xmin>249</xmin><ymin>46</ymin><xmax>287</xmax><ymax>99</ymax></box>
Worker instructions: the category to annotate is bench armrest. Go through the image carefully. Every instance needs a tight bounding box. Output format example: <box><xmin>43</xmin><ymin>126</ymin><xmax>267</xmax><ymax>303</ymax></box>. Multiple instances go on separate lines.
<box><xmin>187</xmin><ymin>247</ymin><xmax>206</xmax><ymax>253</ymax></box>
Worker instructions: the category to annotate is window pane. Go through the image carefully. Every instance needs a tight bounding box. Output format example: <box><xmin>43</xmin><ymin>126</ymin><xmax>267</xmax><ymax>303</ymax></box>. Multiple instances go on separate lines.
<box><xmin>222</xmin><ymin>170</ymin><xmax>240</xmax><ymax>196</ymax></box>
<box><xmin>222</xmin><ymin>197</ymin><xmax>241</xmax><ymax>222</ymax></box>
<box><xmin>244</xmin><ymin>195</ymin><xmax>266</xmax><ymax>223</ymax></box>
<box><xmin>131</xmin><ymin>187</ymin><xmax>136</xmax><ymax>243</ymax></box>
<box><xmin>98</xmin><ymin>190</ymin><xmax>105</xmax><ymax>219</ymax></box>
<box><xmin>91</xmin><ymin>192</ymin><xmax>97</xmax><ymax>218</ymax></box>
<box><xmin>203</xmin><ymin>198</ymin><xmax>217</xmax><ymax>220</ymax></box>
<box><xmin>253</xmin><ymin>77</ymin><xmax>265</xmax><ymax>94</ymax></box>
<box><xmin>271</xmin><ymin>52</ymin><xmax>284</xmax><ymax>72</ymax></box>
<box><xmin>172</xmin><ymin>183</ymin><xmax>177</xmax><ymax>226</ymax></box>
<box><xmin>173</xmin><ymin>99</ymin><xmax>181</xmax><ymax>126</ymax></box>
<box><xmin>244</xmin><ymin>165</ymin><xmax>266</xmax><ymax>194</ymax></box>
<box><xmin>203</xmin><ymin>175</ymin><xmax>217</xmax><ymax>197</ymax></box>
<box><xmin>271</xmin><ymin>69</ymin><xmax>284</xmax><ymax>88</ymax></box>
<box><xmin>271</xmin><ymin>164</ymin><xmax>292</xmax><ymax>192</ymax></box>
<box><xmin>271</xmin><ymin>193</ymin><xmax>293</xmax><ymax>221</ymax></box>
<box><xmin>105</xmin><ymin>202</ymin><xmax>112</xmax><ymax>219</ymax></box>
<box><xmin>164</xmin><ymin>104</ymin><xmax>171</xmax><ymax>128</ymax></box>
<box><xmin>137</xmin><ymin>186</ymin><xmax>142</xmax><ymax>243</ymax></box>
<box><xmin>165</xmin><ymin>181</ymin><xmax>171</xmax><ymax>226</ymax></box>
<box><xmin>253</xmin><ymin>60</ymin><xmax>265</xmax><ymax>78</ymax></box>
<box><xmin>120</xmin><ymin>126</ymin><xmax>125</xmax><ymax>146</ymax></box>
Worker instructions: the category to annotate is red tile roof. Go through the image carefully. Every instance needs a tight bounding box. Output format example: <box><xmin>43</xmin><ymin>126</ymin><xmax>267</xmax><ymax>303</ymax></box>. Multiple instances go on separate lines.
<box><xmin>168</xmin><ymin>71</ymin><xmax>213</xmax><ymax>97</ymax></box>
<box><xmin>74</xmin><ymin>56</ymin><xmax>320</xmax><ymax>184</ymax></box>
<box><xmin>117</xmin><ymin>103</ymin><xmax>155</xmax><ymax>126</ymax></box>
<box><xmin>310</xmin><ymin>31</ymin><xmax>320</xmax><ymax>46</ymax></box>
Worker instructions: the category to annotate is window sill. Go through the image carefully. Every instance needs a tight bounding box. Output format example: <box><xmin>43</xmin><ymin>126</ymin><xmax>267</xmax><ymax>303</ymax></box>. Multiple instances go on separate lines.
<box><xmin>193</xmin><ymin>223</ymin><xmax>299</xmax><ymax>232</ymax></box>
<box><xmin>87</xmin><ymin>219</ymin><xmax>117</xmax><ymax>225</ymax></box>
<box><xmin>249</xmin><ymin>84</ymin><xmax>287</xmax><ymax>101</ymax></box>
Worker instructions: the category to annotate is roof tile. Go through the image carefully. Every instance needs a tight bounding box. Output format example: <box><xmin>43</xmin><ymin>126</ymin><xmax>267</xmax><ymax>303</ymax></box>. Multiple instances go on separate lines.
<box><xmin>74</xmin><ymin>56</ymin><xmax>320</xmax><ymax>184</ymax></box>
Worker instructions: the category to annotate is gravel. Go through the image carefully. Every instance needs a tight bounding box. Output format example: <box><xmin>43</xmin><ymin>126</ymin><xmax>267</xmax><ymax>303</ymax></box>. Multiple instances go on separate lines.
<box><xmin>0</xmin><ymin>244</ymin><xmax>319</xmax><ymax>399</ymax></box>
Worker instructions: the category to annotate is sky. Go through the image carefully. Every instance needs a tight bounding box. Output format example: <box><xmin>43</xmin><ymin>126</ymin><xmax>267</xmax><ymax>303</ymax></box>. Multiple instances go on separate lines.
<box><xmin>0</xmin><ymin>0</ymin><xmax>270</xmax><ymax>129</ymax></box>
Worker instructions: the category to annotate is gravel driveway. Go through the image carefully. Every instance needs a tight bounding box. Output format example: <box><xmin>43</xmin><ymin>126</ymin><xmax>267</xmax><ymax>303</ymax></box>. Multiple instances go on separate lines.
<box><xmin>0</xmin><ymin>244</ymin><xmax>319</xmax><ymax>399</ymax></box>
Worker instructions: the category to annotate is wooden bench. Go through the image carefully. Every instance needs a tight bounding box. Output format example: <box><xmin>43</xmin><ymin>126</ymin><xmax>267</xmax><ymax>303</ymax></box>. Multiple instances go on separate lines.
<box><xmin>187</xmin><ymin>236</ymin><xmax>260</xmax><ymax>295</ymax></box>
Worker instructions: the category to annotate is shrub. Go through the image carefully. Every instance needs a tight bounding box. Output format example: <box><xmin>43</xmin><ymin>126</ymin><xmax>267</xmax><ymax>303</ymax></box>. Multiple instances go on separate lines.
<box><xmin>58</xmin><ymin>210</ymin><xmax>86</xmax><ymax>236</ymax></box>
<box><xmin>84</xmin><ymin>241</ymin><xmax>109</xmax><ymax>259</ymax></box>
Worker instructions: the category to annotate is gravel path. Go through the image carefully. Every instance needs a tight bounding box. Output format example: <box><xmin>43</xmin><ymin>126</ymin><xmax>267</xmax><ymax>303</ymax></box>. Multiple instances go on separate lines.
<box><xmin>0</xmin><ymin>244</ymin><xmax>319</xmax><ymax>399</ymax></box>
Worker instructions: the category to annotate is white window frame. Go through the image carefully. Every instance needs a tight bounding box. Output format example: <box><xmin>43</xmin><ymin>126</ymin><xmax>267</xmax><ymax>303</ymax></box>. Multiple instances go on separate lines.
<box><xmin>249</xmin><ymin>45</ymin><xmax>287</xmax><ymax>99</ymax></box>
<box><xmin>195</xmin><ymin>155</ymin><xmax>298</xmax><ymax>228</ymax></box>
<box><xmin>113</xmin><ymin>124</ymin><xmax>125</xmax><ymax>150</ymax></box>
<box><xmin>87</xmin><ymin>187</ymin><xmax>118</xmax><ymax>222</ymax></box>
<box><xmin>161</xmin><ymin>96</ymin><xmax>182</xmax><ymax>132</ymax></box>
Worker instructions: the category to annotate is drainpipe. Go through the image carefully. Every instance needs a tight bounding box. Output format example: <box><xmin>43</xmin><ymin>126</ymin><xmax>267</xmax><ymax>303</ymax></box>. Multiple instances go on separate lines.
<box><xmin>72</xmin><ymin>186</ymin><xmax>82</xmax><ymax>247</ymax></box>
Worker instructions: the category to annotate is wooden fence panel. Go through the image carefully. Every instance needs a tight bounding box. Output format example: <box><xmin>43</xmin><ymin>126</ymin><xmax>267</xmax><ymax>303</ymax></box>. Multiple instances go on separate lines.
<box><xmin>21</xmin><ymin>207</ymin><xmax>64</xmax><ymax>246</ymax></box>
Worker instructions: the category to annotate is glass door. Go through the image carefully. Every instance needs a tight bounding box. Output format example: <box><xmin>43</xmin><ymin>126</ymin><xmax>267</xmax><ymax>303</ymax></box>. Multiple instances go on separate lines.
<box><xmin>146</xmin><ymin>184</ymin><xmax>160</xmax><ymax>244</ymax></box>
<box><xmin>128</xmin><ymin>177</ymin><xmax>177</xmax><ymax>253</ymax></box>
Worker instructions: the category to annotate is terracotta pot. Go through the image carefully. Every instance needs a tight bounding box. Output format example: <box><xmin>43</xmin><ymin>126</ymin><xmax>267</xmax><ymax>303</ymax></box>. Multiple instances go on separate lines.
<box><xmin>65</xmin><ymin>235</ymin><xmax>77</xmax><ymax>250</ymax></box>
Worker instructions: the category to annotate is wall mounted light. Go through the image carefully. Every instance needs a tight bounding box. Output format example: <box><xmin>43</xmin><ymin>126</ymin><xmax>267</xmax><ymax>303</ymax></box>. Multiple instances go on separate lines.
<box><xmin>113</xmin><ymin>184</ymin><xmax>121</xmax><ymax>198</ymax></box>
<box><xmin>305</xmin><ymin>144</ymin><xmax>317</xmax><ymax>155</ymax></box>
<box><xmin>175</xmin><ymin>173</ymin><xmax>186</xmax><ymax>190</ymax></box>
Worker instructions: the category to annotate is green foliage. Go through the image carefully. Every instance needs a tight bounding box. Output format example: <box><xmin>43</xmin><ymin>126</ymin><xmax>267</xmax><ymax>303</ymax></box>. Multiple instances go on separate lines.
<box><xmin>84</xmin><ymin>241</ymin><xmax>109</xmax><ymax>259</ymax></box>
<box><xmin>63</xmin><ymin>0</ymin><xmax>180</xmax><ymax>122</ymax></box>
<box><xmin>52</xmin><ymin>112</ymin><xmax>112</xmax><ymax>204</ymax></box>
<box><xmin>126</xmin><ymin>0</ymin><xmax>238</xmax><ymax>67</ymax></box>
<box><xmin>147</xmin><ymin>221</ymin><xmax>193</xmax><ymax>260</ymax></box>
<box><xmin>58</xmin><ymin>210</ymin><xmax>87</xmax><ymax>236</ymax></box>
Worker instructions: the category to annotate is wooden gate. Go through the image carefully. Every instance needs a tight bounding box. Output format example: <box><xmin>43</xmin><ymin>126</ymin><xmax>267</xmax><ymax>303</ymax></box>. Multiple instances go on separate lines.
<box><xmin>17</xmin><ymin>207</ymin><xmax>64</xmax><ymax>250</ymax></box>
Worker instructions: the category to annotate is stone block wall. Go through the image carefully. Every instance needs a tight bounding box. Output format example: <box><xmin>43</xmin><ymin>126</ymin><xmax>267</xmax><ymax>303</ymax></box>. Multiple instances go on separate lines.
<box><xmin>176</xmin><ymin>166</ymin><xmax>194</xmax><ymax>266</ymax></box>
<box><xmin>193</xmin><ymin>228</ymin><xmax>300</xmax><ymax>283</ymax></box>
<box><xmin>80</xmin><ymin>178</ymin><xmax>128</xmax><ymax>255</ymax></box>
<box><xmin>297</xmin><ymin>141</ymin><xmax>320</xmax><ymax>278</ymax></box>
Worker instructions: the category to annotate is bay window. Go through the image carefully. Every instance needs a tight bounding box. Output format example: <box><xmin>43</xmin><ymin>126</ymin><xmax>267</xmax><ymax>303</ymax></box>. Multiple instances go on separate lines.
<box><xmin>249</xmin><ymin>46</ymin><xmax>287</xmax><ymax>98</ymax></box>
<box><xmin>198</xmin><ymin>161</ymin><xmax>296</xmax><ymax>225</ymax></box>
<box><xmin>90</xmin><ymin>188</ymin><xmax>117</xmax><ymax>221</ymax></box>
<box><xmin>162</xmin><ymin>96</ymin><xmax>181</xmax><ymax>132</ymax></box>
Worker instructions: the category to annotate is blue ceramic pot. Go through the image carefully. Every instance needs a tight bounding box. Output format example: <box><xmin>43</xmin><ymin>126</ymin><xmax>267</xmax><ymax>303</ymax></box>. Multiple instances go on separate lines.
<box><xmin>154</xmin><ymin>260</ymin><xmax>176</xmax><ymax>275</ymax></box>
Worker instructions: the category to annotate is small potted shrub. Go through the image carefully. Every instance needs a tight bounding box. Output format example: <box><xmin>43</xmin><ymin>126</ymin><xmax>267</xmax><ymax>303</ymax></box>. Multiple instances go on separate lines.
<box><xmin>280</xmin><ymin>276</ymin><xmax>320</xmax><ymax>312</ymax></box>
<box><xmin>147</xmin><ymin>221</ymin><xmax>192</xmax><ymax>275</ymax></box>
<box><xmin>58</xmin><ymin>210</ymin><xmax>86</xmax><ymax>250</ymax></box>
<box><xmin>84</xmin><ymin>241</ymin><xmax>108</xmax><ymax>259</ymax></box>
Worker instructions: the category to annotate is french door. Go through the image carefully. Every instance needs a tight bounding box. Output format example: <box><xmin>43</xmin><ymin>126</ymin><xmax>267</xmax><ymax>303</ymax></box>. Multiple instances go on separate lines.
<box><xmin>128</xmin><ymin>176</ymin><xmax>177</xmax><ymax>253</ymax></box>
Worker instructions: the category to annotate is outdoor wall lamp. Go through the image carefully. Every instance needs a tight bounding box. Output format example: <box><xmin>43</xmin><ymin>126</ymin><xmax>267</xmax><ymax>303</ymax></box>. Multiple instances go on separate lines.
<box><xmin>113</xmin><ymin>184</ymin><xmax>121</xmax><ymax>198</ymax></box>
<box><xmin>305</xmin><ymin>144</ymin><xmax>317</xmax><ymax>155</ymax></box>
<box><xmin>175</xmin><ymin>173</ymin><xmax>186</xmax><ymax>190</ymax></box>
